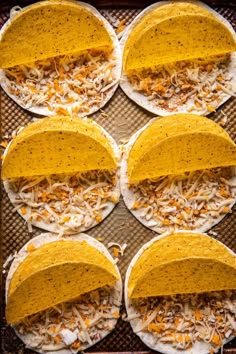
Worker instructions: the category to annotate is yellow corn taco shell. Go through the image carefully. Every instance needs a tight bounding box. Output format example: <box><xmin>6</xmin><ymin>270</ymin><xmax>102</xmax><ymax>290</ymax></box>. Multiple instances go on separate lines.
<box><xmin>6</xmin><ymin>239</ymin><xmax>119</xmax><ymax>324</ymax></box>
<box><xmin>125</xmin><ymin>2</ymin><xmax>215</xmax><ymax>46</ymax></box>
<box><xmin>2</xmin><ymin>116</ymin><xmax>117</xmax><ymax>179</ymax></box>
<box><xmin>128</xmin><ymin>232</ymin><xmax>236</xmax><ymax>299</ymax></box>
<box><xmin>0</xmin><ymin>0</ymin><xmax>113</xmax><ymax>69</ymax></box>
<box><xmin>123</xmin><ymin>2</ymin><xmax>216</xmax><ymax>69</ymax></box>
<box><xmin>128</xmin><ymin>114</ymin><xmax>236</xmax><ymax>182</ymax></box>
<box><xmin>124</xmin><ymin>2</ymin><xmax>236</xmax><ymax>72</ymax></box>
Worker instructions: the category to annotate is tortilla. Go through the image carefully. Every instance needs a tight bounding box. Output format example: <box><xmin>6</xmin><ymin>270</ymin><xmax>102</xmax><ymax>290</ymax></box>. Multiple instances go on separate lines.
<box><xmin>127</xmin><ymin>114</ymin><xmax>236</xmax><ymax>183</ymax></box>
<box><xmin>125</xmin><ymin>231</ymin><xmax>236</xmax><ymax>354</ymax></box>
<box><xmin>120</xmin><ymin>115</ymin><xmax>236</xmax><ymax>234</ymax></box>
<box><xmin>2</xmin><ymin>116</ymin><xmax>118</xmax><ymax>179</ymax></box>
<box><xmin>120</xmin><ymin>0</ymin><xmax>236</xmax><ymax>116</ymax></box>
<box><xmin>0</xmin><ymin>1</ymin><xmax>121</xmax><ymax>116</ymax></box>
<box><xmin>3</xmin><ymin>116</ymin><xmax>120</xmax><ymax>234</ymax></box>
<box><xmin>6</xmin><ymin>234</ymin><xmax>122</xmax><ymax>353</ymax></box>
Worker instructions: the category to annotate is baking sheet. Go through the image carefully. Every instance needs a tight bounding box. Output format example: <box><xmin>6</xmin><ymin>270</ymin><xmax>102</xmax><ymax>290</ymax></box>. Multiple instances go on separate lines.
<box><xmin>1</xmin><ymin>5</ymin><xmax>236</xmax><ymax>354</ymax></box>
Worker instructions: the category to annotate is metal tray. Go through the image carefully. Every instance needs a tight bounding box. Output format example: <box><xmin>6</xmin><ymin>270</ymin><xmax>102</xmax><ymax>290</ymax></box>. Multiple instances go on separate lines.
<box><xmin>1</xmin><ymin>2</ymin><xmax>236</xmax><ymax>353</ymax></box>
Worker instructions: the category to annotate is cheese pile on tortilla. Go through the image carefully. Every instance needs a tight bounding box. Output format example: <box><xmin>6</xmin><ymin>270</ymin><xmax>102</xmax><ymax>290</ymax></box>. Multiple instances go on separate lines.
<box><xmin>125</xmin><ymin>231</ymin><xmax>236</xmax><ymax>354</ymax></box>
<box><xmin>120</xmin><ymin>1</ymin><xmax>236</xmax><ymax>115</ymax></box>
<box><xmin>121</xmin><ymin>114</ymin><xmax>236</xmax><ymax>233</ymax></box>
<box><xmin>6</xmin><ymin>233</ymin><xmax>122</xmax><ymax>353</ymax></box>
<box><xmin>2</xmin><ymin>116</ymin><xmax>120</xmax><ymax>234</ymax></box>
<box><xmin>0</xmin><ymin>1</ymin><xmax>121</xmax><ymax>116</ymax></box>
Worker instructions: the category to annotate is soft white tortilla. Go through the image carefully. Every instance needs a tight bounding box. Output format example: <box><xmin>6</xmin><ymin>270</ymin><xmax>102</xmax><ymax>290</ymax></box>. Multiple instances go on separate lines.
<box><xmin>120</xmin><ymin>117</ymin><xmax>236</xmax><ymax>234</ymax></box>
<box><xmin>124</xmin><ymin>231</ymin><xmax>235</xmax><ymax>354</ymax></box>
<box><xmin>120</xmin><ymin>0</ymin><xmax>236</xmax><ymax>116</ymax></box>
<box><xmin>4</xmin><ymin>119</ymin><xmax>121</xmax><ymax>234</ymax></box>
<box><xmin>6</xmin><ymin>232</ymin><xmax>122</xmax><ymax>354</ymax></box>
<box><xmin>0</xmin><ymin>1</ymin><xmax>122</xmax><ymax>117</ymax></box>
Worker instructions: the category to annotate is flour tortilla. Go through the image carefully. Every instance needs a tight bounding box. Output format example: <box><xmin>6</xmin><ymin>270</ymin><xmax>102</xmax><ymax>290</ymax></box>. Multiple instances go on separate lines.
<box><xmin>6</xmin><ymin>233</ymin><xmax>122</xmax><ymax>354</ymax></box>
<box><xmin>120</xmin><ymin>0</ymin><xmax>236</xmax><ymax>116</ymax></box>
<box><xmin>124</xmin><ymin>231</ymin><xmax>236</xmax><ymax>354</ymax></box>
<box><xmin>120</xmin><ymin>117</ymin><xmax>236</xmax><ymax>233</ymax></box>
<box><xmin>4</xmin><ymin>120</ymin><xmax>120</xmax><ymax>234</ymax></box>
<box><xmin>0</xmin><ymin>1</ymin><xmax>122</xmax><ymax>117</ymax></box>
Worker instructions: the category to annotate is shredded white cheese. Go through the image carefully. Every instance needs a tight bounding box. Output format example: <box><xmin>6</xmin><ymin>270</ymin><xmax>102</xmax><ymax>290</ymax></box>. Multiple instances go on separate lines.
<box><xmin>130</xmin><ymin>290</ymin><xmax>236</xmax><ymax>353</ymax></box>
<box><xmin>2</xmin><ymin>49</ymin><xmax>117</xmax><ymax>115</ymax></box>
<box><xmin>9</xmin><ymin>170</ymin><xmax>119</xmax><ymax>233</ymax></box>
<box><xmin>17</xmin><ymin>285</ymin><xmax>120</xmax><ymax>352</ymax></box>
<box><xmin>3</xmin><ymin>252</ymin><xmax>18</xmax><ymax>270</ymax></box>
<box><xmin>127</xmin><ymin>55</ymin><xmax>235</xmax><ymax>113</ymax></box>
<box><xmin>108</xmin><ymin>242</ymin><xmax>127</xmax><ymax>257</ymax></box>
<box><xmin>129</xmin><ymin>167</ymin><xmax>235</xmax><ymax>233</ymax></box>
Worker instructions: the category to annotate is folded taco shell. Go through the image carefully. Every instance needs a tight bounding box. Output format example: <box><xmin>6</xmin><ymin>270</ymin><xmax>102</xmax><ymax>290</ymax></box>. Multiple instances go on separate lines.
<box><xmin>123</xmin><ymin>1</ymin><xmax>215</xmax><ymax>61</ymax></box>
<box><xmin>123</xmin><ymin>1</ymin><xmax>236</xmax><ymax>72</ymax></box>
<box><xmin>0</xmin><ymin>0</ymin><xmax>113</xmax><ymax>69</ymax></box>
<box><xmin>127</xmin><ymin>114</ymin><xmax>236</xmax><ymax>183</ymax></box>
<box><xmin>127</xmin><ymin>232</ymin><xmax>236</xmax><ymax>299</ymax></box>
<box><xmin>2</xmin><ymin>116</ymin><xmax>118</xmax><ymax>179</ymax></box>
<box><xmin>6</xmin><ymin>237</ymin><xmax>119</xmax><ymax>324</ymax></box>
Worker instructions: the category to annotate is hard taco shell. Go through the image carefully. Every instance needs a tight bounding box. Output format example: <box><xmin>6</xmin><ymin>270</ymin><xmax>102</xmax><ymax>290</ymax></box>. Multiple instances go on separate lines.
<box><xmin>126</xmin><ymin>114</ymin><xmax>236</xmax><ymax>183</ymax></box>
<box><xmin>123</xmin><ymin>1</ymin><xmax>236</xmax><ymax>72</ymax></box>
<box><xmin>127</xmin><ymin>231</ymin><xmax>236</xmax><ymax>299</ymax></box>
<box><xmin>6</xmin><ymin>233</ymin><xmax>121</xmax><ymax>325</ymax></box>
<box><xmin>0</xmin><ymin>0</ymin><xmax>113</xmax><ymax>68</ymax></box>
<box><xmin>2</xmin><ymin>116</ymin><xmax>118</xmax><ymax>180</ymax></box>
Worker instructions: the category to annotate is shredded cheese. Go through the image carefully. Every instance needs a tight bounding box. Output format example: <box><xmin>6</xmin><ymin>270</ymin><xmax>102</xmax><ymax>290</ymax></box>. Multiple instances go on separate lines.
<box><xmin>130</xmin><ymin>290</ymin><xmax>236</xmax><ymax>353</ymax></box>
<box><xmin>3</xmin><ymin>252</ymin><xmax>18</xmax><ymax>270</ymax></box>
<box><xmin>3</xmin><ymin>49</ymin><xmax>117</xmax><ymax>115</ymax></box>
<box><xmin>17</xmin><ymin>285</ymin><xmax>120</xmax><ymax>352</ymax></box>
<box><xmin>129</xmin><ymin>167</ymin><xmax>235</xmax><ymax>233</ymax></box>
<box><xmin>127</xmin><ymin>55</ymin><xmax>236</xmax><ymax>114</ymax></box>
<box><xmin>9</xmin><ymin>170</ymin><xmax>119</xmax><ymax>233</ymax></box>
<box><xmin>108</xmin><ymin>242</ymin><xmax>127</xmax><ymax>258</ymax></box>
